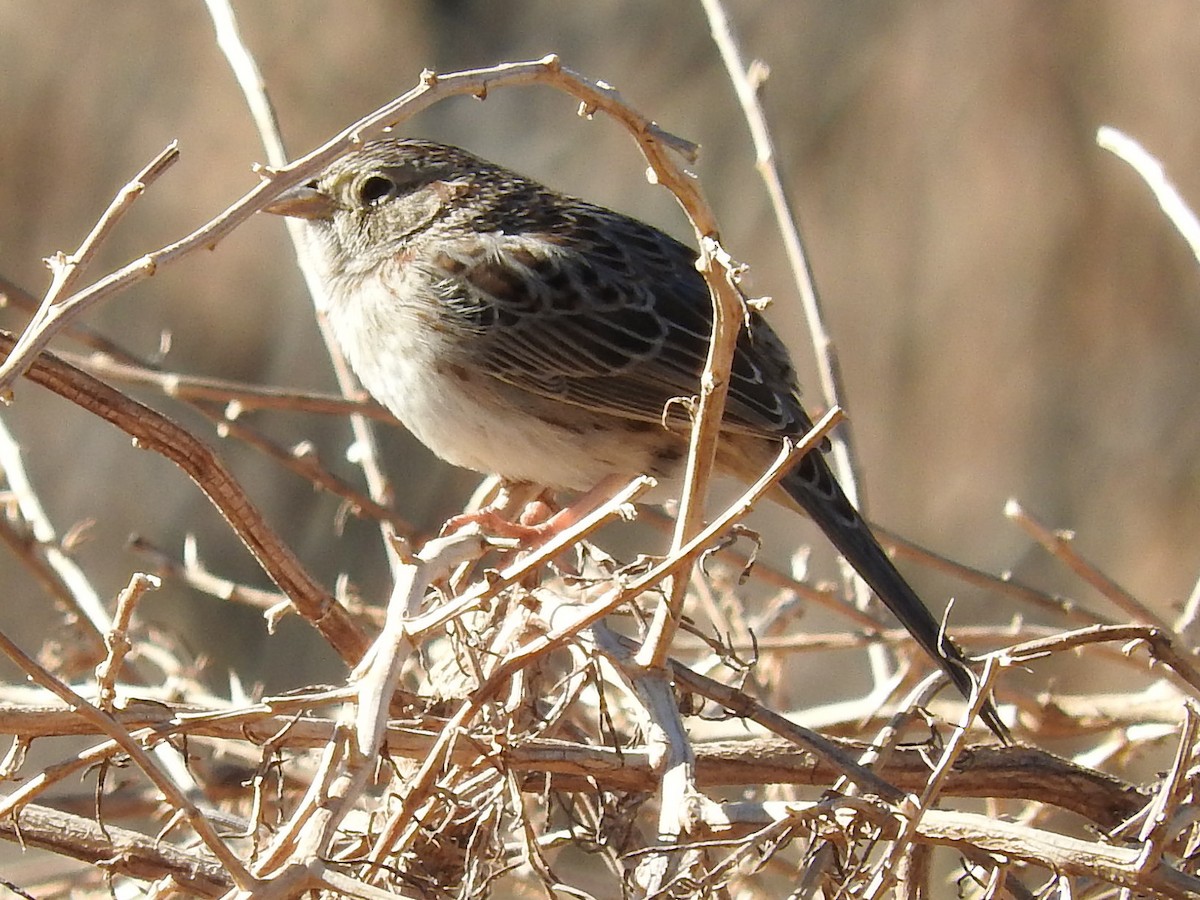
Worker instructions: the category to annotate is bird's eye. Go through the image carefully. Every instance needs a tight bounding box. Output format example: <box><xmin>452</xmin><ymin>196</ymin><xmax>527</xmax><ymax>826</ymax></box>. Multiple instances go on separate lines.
<box><xmin>357</xmin><ymin>174</ymin><xmax>395</xmax><ymax>207</ymax></box>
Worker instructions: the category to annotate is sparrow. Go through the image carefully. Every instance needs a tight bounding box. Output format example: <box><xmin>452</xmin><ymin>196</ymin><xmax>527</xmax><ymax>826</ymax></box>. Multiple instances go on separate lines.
<box><xmin>266</xmin><ymin>138</ymin><xmax>1008</xmax><ymax>741</ymax></box>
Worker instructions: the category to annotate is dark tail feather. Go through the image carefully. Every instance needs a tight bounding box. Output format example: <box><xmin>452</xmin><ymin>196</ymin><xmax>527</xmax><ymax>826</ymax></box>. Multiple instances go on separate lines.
<box><xmin>782</xmin><ymin>451</ymin><xmax>1011</xmax><ymax>743</ymax></box>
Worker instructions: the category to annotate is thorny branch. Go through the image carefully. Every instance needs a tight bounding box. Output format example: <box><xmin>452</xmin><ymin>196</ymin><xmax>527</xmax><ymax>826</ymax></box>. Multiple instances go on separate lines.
<box><xmin>0</xmin><ymin>10</ymin><xmax>1198</xmax><ymax>899</ymax></box>
<box><xmin>0</xmin><ymin>332</ymin><xmax>369</xmax><ymax>664</ymax></box>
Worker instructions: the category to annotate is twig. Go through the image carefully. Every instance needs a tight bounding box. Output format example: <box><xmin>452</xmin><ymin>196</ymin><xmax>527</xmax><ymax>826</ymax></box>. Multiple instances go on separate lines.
<box><xmin>352</xmin><ymin>527</ymin><xmax>497</xmax><ymax>757</ymax></box>
<box><xmin>644</xmin><ymin>507</ymin><xmax>887</xmax><ymax>630</ymax></box>
<box><xmin>591</xmin><ymin>619</ymin><xmax>903</xmax><ymax>803</ymax></box>
<box><xmin>0</xmin><ymin>332</ymin><xmax>369</xmax><ymax>664</ymax></box>
<box><xmin>698</xmin><ymin>0</ymin><xmax>888</xmax><ymax>711</ymax></box>
<box><xmin>0</xmin><ymin>623</ymin><xmax>253</xmax><ymax>887</ymax></box>
<box><xmin>0</xmin><ymin>274</ymin><xmax>144</xmax><ymax>365</ymax></box>
<box><xmin>699</xmin><ymin>0</ymin><xmax>862</xmax><ymax>504</ymax></box>
<box><xmin>0</xmin><ymin>414</ymin><xmax>110</xmax><ymax>640</ymax></box>
<box><xmin>0</xmin><ymin>802</ymin><xmax>230</xmax><ymax>896</ymax></box>
<box><xmin>130</xmin><ymin>534</ymin><xmax>291</xmax><ymax>616</ymax></box>
<box><xmin>1097</xmin><ymin>126</ymin><xmax>1200</xmax><ymax>268</ymax></box>
<box><xmin>0</xmin><ymin>693</ymin><xmax>1148</xmax><ymax>827</ymax></box>
<box><xmin>0</xmin><ymin>518</ymin><xmax>108</xmax><ymax>662</ymax></box>
<box><xmin>93</xmin><ymin>572</ymin><xmax>160</xmax><ymax>710</ymax></box>
<box><xmin>1006</xmin><ymin>499</ymin><xmax>1174</xmax><ymax>631</ymax></box>
<box><xmin>637</xmin><ymin>237</ymin><xmax>751</xmax><ymax>669</ymax></box>
<box><xmin>874</xmin><ymin>522</ymin><xmax>1110</xmax><ymax>627</ymax></box>
<box><xmin>0</xmin><ymin>690</ymin><xmax>353</xmax><ymax>820</ymax></box>
<box><xmin>204</xmin><ymin>407</ymin><xmax>412</xmax><ymax>534</ymax></box>
<box><xmin>50</xmin><ymin>145</ymin><xmax>179</xmax><ymax>304</ymax></box>
<box><xmin>205</xmin><ymin>0</ymin><xmax>404</xmax><ymax>580</ymax></box>
<box><xmin>1002</xmin><ymin>623</ymin><xmax>1200</xmax><ymax>697</ymax></box>
<box><xmin>0</xmin><ymin>144</ymin><xmax>179</xmax><ymax>397</ymax></box>
<box><xmin>62</xmin><ymin>349</ymin><xmax>390</xmax><ymax>420</ymax></box>
<box><xmin>592</xmin><ymin>620</ymin><xmax>707</xmax><ymax>861</ymax></box>
<box><xmin>250</xmin><ymin>724</ymin><xmax>360</xmax><ymax>890</ymax></box>
<box><xmin>714</xmin><ymin>800</ymin><xmax>1200</xmax><ymax>897</ymax></box>
<box><xmin>1132</xmin><ymin>702</ymin><xmax>1200</xmax><ymax>873</ymax></box>
<box><xmin>868</xmin><ymin>657</ymin><xmax>1004</xmax><ymax>898</ymax></box>
<box><xmin>675</xmin><ymin>623</ymin><xmax>1053</xmax><ymax>655</ymax></box>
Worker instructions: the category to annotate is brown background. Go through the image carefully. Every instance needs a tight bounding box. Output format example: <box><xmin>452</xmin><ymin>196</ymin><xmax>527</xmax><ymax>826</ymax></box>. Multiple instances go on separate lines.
<box><xmin>1</xmin><ymin>2</ymin><xmax>1198</xmax><ymax>694</ymax></box>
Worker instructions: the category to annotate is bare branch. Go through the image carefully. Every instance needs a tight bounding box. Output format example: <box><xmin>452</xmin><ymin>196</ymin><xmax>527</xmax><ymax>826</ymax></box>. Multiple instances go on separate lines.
<box><xmin>0</xmin><ymin>331</ymin><xmax>369</xmax><ymax>664</ymax></box>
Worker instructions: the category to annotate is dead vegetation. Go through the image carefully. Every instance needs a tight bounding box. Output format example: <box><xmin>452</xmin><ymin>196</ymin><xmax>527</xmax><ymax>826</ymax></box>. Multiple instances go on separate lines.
<box><xmin>0</xmin><ymin>3</ymin><xmax>1199</xmax><ymax>897</ymax></box>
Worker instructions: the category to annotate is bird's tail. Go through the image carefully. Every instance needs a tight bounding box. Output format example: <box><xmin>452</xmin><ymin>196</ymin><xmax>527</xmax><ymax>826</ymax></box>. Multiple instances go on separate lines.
<box><xmin>781</xmin><ymin>451</ymin><xmax>1010</xmax><ymax>742</ymax></box>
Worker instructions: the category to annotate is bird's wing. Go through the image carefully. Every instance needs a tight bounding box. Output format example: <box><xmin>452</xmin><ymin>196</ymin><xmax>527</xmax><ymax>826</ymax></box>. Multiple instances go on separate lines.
<box><xmin>412</xmin><ymin>203</ymin><xmax>811</xmax><ymax>440</ymax></box>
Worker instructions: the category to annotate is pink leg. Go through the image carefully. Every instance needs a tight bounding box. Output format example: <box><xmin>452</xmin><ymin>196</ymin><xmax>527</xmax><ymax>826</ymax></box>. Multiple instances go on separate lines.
<box><xmin>442</xmin><ymin>475</ymin><xmax>628</xmax><ymax>545</ymax></box>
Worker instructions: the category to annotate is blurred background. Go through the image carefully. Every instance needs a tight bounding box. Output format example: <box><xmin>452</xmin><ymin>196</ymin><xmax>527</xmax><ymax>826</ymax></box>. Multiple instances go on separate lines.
<box><xmin>0</xmin><ymin>1</ymin><xmax>1198</xmax><ymax>697</ymax></box>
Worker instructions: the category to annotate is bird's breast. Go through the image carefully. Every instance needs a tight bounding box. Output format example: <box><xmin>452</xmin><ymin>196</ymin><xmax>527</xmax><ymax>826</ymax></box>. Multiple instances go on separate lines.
<box><xmin>324</xmin><ymin>272</ymin><xmax>673</xmax><ymax>490</ymax></box>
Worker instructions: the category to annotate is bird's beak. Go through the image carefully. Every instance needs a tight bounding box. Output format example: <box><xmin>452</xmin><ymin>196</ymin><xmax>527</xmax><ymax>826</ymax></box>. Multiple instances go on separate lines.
<box><xmin>263</xmin><ymin>183</ymin><xmax>336</xmax><ymax>221</ymax></box>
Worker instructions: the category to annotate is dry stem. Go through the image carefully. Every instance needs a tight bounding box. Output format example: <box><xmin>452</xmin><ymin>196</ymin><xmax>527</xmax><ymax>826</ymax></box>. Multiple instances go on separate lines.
<box><xmin>0</xmin><ymin>24</ymin><xmax>1197</xmax><ymax>900</ymax></box>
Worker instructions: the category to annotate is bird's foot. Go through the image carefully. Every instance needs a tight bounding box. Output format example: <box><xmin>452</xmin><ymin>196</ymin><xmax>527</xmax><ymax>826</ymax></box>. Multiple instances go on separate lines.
<box><xmin>442</xmin><ymin>476</ymin><xmax>625</xmax><ymax>547</ymax></box>
<box><xmin>441</xmin><ymin>481</ymin><xmax>560</xmax><ymax>543</ymax></box>
<box><xmin>442</xmin><ymin>502</ymin><xmax>557</xmax><ymax>542</ymax></box>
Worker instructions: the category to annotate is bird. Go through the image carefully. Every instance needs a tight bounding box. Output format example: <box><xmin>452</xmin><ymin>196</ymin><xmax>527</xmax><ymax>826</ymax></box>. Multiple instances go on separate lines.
<box><xmin>265</xmin><ymin>137</ymin><xmax>1009</xmax><ymax>741</ymax></box>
